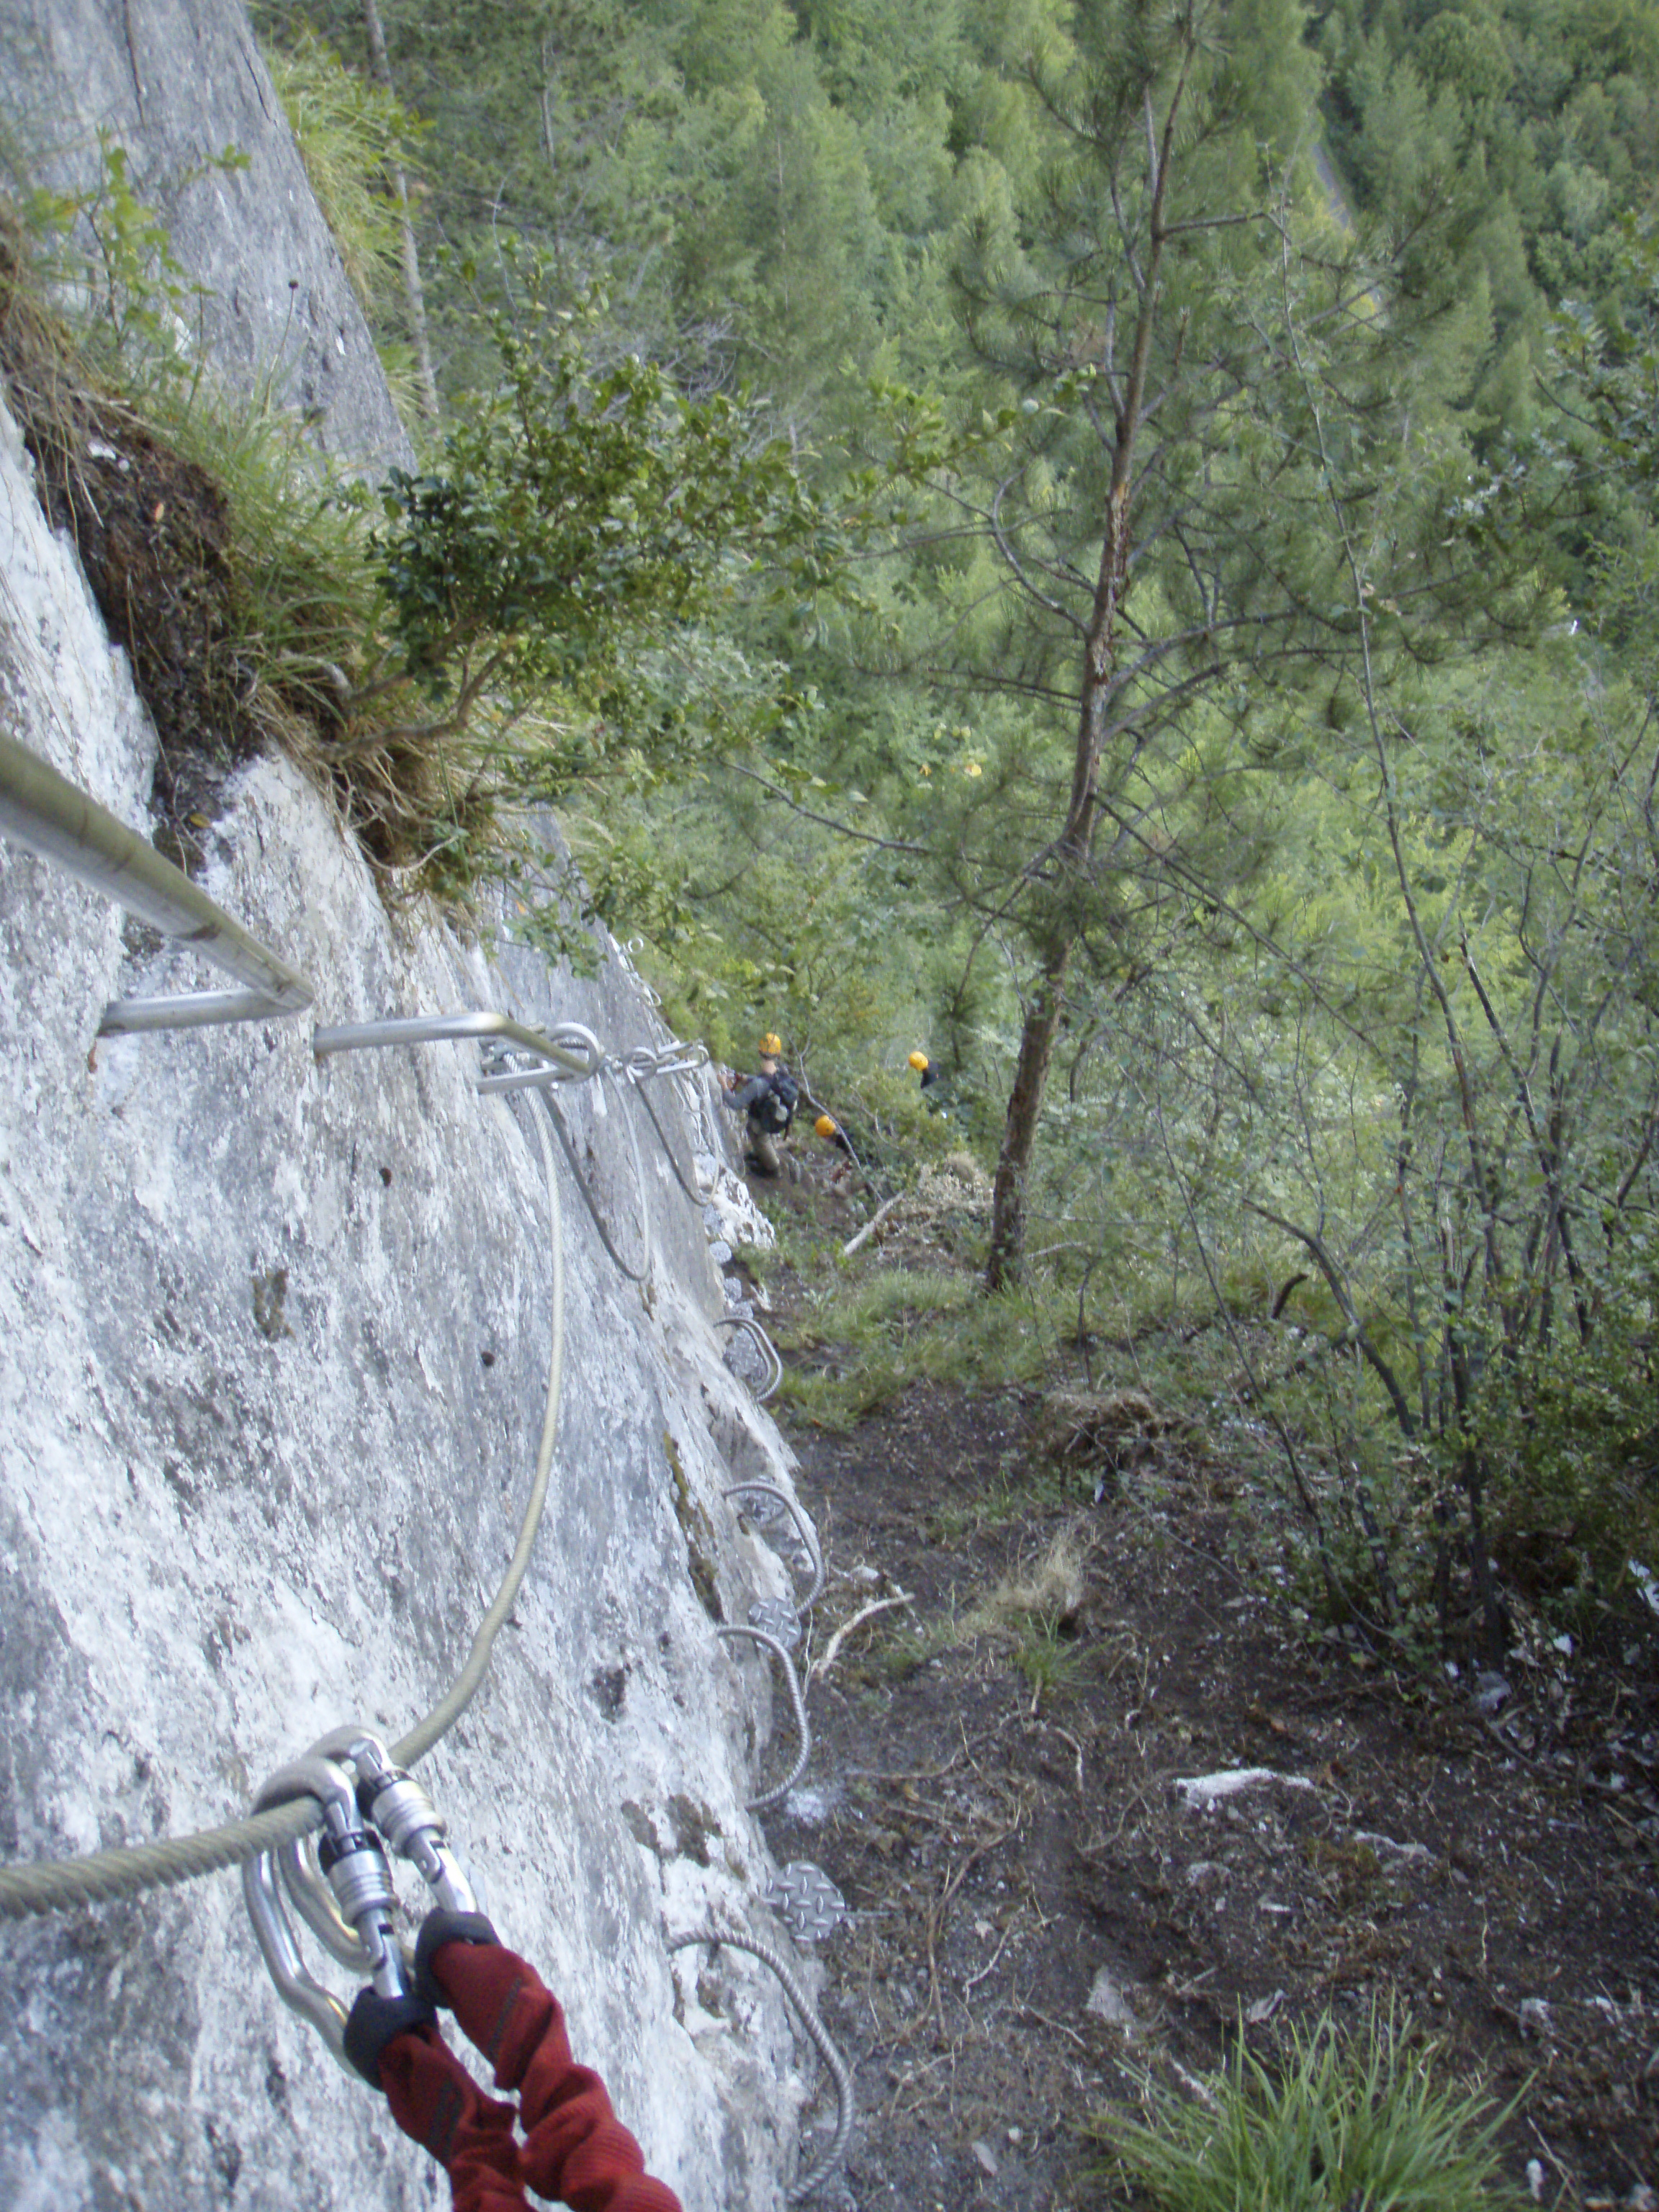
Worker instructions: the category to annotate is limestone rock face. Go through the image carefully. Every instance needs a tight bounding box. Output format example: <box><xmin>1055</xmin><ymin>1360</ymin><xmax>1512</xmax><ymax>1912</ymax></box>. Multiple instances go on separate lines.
<box><xmin>0</xmin><ymin>0</ymin><xmax>414</xmax><ymax>471</ymax></box>
<box><xmin>0</xmin><ymin>387</ymin><xmax>811</xmax><ymax>2205</ymax></box>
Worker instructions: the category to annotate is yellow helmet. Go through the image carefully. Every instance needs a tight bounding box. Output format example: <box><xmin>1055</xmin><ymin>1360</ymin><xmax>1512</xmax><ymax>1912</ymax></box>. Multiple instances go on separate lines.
<box><xmin>759</xmin><ymin>1033</ymin><xmax>784</xmax><ymax>1058</ymax></box>
<box><xmin>908</xmin><ymin>1051</ymin><xmax>930</xmax><ymax>1073</ymax></box>
<box><xmin>814</xmin><ymin>1114</ymin><xmax>839</xmax><ymax>1140</ymax></box>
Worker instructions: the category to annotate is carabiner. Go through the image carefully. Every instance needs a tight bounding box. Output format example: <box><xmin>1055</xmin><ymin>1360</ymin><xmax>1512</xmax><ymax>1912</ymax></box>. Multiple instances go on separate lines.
<box><xmin>312</xmin><ymin>1727</ymin><xmax>477</xmax><ymax>1916</ymax></box>
<box><xmin>243</xmin><ymin>1728</ymin><xmax>478</xmax><ymax>2072</ymax></box>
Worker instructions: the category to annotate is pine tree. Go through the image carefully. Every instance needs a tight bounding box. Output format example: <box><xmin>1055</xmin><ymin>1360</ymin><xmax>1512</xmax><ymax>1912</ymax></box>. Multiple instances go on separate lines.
<box><xmin>866</xmin><ymin>0</ymin><xmax>1529</xmax><ymax>1287</ymax></box>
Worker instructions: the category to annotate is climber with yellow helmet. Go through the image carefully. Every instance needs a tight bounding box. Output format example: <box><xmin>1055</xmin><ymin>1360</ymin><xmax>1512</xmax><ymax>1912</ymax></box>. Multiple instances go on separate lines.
<box><xmin>909</xmin><ymin>1049</ymin><xmax>945</xmax><ymax>1103</ymax></box>
<box><xmin>720</xmin><ymin>1033</ymin><xmax>800</xmax><ymax>1178</ymax></box>
<box><xmin>814</xmin><ymin>1110</ymin><xmax>854</xmax><ymax>1161</ymax></box>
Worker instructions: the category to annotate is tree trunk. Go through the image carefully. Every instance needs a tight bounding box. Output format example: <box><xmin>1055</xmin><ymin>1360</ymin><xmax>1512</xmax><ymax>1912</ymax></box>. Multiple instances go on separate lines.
<box><xmin>982</xmin><ymin>65</ymin><xmax>1188</xmax><ymax>1290</ymax></box>
<box><xmin>361</xmin><ymin>0</ymin><xmax>440</xmax><ymax>423</ymax></box>
<box><xmin>986</xmin><ymin>948</ymin><xmax>1070</xmax><ymax>1291</ymax></box>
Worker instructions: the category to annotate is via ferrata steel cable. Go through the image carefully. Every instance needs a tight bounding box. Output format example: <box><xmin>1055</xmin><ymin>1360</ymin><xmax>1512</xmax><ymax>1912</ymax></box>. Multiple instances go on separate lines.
<box><xmin>716</xmin><ymin>1625</ymin><xmax>811</xmax><ymax>1810</ymax></box>
<box><xmin>631</xmin><ymin>1076</ymin><xmax>709</xmax><ymax>1208</ymax></box>
<box><xmin>534</xmin><ymin>1071</ymin><xmax>653</xmax><ymax>1286</ymax></box>
<box><xmin>667</xmin><ymin>1928</ymin><xmax>854</xmax><ymax>2204</ymax></box>
<box><xmin>0</xmin><ymin>1094</ymin><xmax>566</xmax><ymax>1920</ymax></box>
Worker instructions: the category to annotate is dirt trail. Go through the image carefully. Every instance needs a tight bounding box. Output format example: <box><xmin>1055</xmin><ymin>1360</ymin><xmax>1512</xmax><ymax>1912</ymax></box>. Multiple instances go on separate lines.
<box><xmin>743</xmin><ymin>1258</ymin><xmax>1659</xmax><ymax>2210</ymax></box>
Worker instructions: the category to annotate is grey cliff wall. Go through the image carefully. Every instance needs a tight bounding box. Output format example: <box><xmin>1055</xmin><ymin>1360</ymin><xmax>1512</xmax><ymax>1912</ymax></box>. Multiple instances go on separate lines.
<box><xmin>0</xmin><ymin>379</ymin><xmax>819</xmax><ymax>2206</ymax></box>
<box><xmin>0</xmin><ymin>0</ymin><xmax>415</xmax><ymax>470</ymax></box>
<box><xmin>0</xmin><ymin>6</ymin><xmax>824</xmax><ymax>2192</ymax></box>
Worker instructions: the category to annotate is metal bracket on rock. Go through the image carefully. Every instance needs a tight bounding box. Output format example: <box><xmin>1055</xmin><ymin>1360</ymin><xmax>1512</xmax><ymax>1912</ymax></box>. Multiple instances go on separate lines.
<box><xmin>764</xmin><ymin>1862</ymin><xmax>848</xmax><ymax>1946</ymax></box>
<box><xmin>317</xmin><ymin>1010</ymin><xmax>603</xmax><ymax>1082</ymax></box>
<box><xmin>0</xmin><ymin>729</ymin><xmax>314</xmax><ymax>1035</ymax></box>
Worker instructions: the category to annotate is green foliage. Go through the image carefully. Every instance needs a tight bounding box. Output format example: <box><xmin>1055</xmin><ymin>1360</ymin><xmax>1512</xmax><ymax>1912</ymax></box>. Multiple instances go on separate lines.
<box><xmin>156</xmin><ymin>386</ymin><xmax>382</xmax><ymax>724</ymax></box>
<box><xmin>14</xmin><ymin>0</ymin><xmax>1659</xmax><ymax>1658</ymax></box>
<box><xmin>264</xmin><ymin>29</ymin><xmax>422</xmax><ymax>318</ymax></box>
<box><xmin>0</xmin><ymin>148</ymin><xmax>408</xmax><ymax>832</ymax></box>
<box><xmin>4</xmin><ymin>129</ymin><xmax>246</xmax><ymax>385</ymax></box>
<box><xmin>1094</xmin><ymin>2004</ymin><xmax>1526</xmax><ymax>2211</ymax></box>
<box><xmin>1009</xmin><ymin>1613</ymin><xmax>1084</xmax><ymax>1704</ymax></box>
<box><xmin>1320</xmin><ymin>0</ymin><xmax>1659</xmax><ymax>447</ymax></box>
<box><xmin>362</xmin><ymin>269</ymin><xmax>813</xmax><ymax>757</ymax></box>
<box><xmin>778</xmin><ymin>1267</ymin><xmax>1066</xmax><ymax>1424</ymax></box>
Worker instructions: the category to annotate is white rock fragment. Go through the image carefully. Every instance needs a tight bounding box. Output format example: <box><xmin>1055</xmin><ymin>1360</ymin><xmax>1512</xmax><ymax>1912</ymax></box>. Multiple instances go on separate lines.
<box><xmin>1474</xmin><ymin>1671</ymin><xmax>1511</xmax><ymax>1714</ymax></box>
<box><xmin>1085</xmin><ymin>1967</ymin><xmax>1140</xmax><ymax>2032</ymax></box>
<box><xmin>1352</xmin><ymin>1829</ymin><xmax>1432</xmax><ymax>1861</ymax></box>
<box><xmin>1175</xmin><ymin>1768</ymin><xmax>1316</xmax><ymax>1809</ymax></box>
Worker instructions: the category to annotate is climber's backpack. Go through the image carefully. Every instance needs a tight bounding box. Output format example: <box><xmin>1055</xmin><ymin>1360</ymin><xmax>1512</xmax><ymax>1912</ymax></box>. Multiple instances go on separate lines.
<box><xmin>756</xmin><ymin>1069</ymin><xmax>799</xmax><ymax>1134</ymax></box>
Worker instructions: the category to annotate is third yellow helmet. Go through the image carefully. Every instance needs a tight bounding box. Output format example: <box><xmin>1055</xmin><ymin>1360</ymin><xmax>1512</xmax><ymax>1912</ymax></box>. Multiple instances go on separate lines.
<box><xmin>759</xmin><ymin>1032</ymin><xmax>784</xmax><ymax>1058</ymax></box>
<box><xmin>908</xmin><ymin>1051</ymin><xmax>930</xmax><ymax>1073</ymax></box>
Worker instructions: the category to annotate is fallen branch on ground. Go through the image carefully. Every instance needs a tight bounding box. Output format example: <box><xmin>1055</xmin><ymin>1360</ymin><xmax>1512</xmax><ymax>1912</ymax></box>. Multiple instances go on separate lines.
<box><xmin>809</xmin><ymin>1591</ymin><xmax>914</xmax><ymax>1683</ymax></box>
<box><xmin>842</xmin><ymin>1194</ymin><xmax>902</xmax><ymax>1256</ymax></box>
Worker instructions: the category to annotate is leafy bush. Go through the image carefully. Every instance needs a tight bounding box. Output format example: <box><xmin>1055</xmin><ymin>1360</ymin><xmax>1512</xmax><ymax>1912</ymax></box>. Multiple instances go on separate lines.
<box><xmin>360</xmin><ymin>267</ymin><xmax>812</xmax><ymax>749</ymax></box>
<box><xmin>3</xmin><ymin>151</ymin><xmax>826</xmax><ymax>904</ymax></box>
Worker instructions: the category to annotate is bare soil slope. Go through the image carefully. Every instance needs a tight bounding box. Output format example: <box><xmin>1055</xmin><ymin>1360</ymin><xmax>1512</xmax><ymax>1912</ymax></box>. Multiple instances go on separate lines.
<box><xmin>752</xmin><ymin>1254</ymin><xmax>1659</xmax><ymax>2211</ymax></box>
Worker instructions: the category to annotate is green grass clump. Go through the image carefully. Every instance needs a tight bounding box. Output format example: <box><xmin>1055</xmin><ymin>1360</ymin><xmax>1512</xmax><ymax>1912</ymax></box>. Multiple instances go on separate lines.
<box><xmin>783</xmin><ymin>1352</ymin><xmax>910</xmax><ymax>1431</ymax></box>
<box><xmin>1010</xmin><ymin>1615</ymin><xmax>1084</xmax><ymax>1705</ymax></box>
<box><xmin>814</xmin><ymin>1266</ymin><xmax>973</xmax><ymax>1343</ymax></box>
<box><xmin>1095</xmin><ymin>2004</ymin><xmax>1525</xmax><ymax>2211</ymax></box>
<box><xmin>261</xmin><ymin>28</ymin><xmax>421</xmax><ymax>321</ymax></box>
<box><xmin>778</xmin><ymin>1269</ymin><xmax>1066</xmax><ymax>1424</ymax></box>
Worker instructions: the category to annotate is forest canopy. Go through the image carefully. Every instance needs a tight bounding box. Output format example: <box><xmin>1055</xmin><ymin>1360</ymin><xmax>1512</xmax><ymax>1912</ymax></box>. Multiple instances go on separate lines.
<box><xmin>225</xmin><ymin>0</ymin><xmax>1659</xmax><ymax>1658</ymax></box>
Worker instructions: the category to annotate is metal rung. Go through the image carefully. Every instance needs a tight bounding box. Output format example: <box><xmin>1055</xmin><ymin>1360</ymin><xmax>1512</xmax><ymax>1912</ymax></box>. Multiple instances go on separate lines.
<box><xmin>0</xmin><ymin>732</ymin><xmax>313</xmax><ymax>1033</ymax></box>
<box><xmin>314</xmin><ymin>1012</ymin><xmax>602</xmax><ymax>1080</ymax></box>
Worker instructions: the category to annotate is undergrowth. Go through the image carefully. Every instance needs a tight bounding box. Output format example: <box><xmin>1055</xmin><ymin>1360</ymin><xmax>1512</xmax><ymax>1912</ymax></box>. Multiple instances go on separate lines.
<box><xmin>1092</xmin><ymin>2003</ymin><xmax>1527</xmax><ymax>2211</ymax></box>
<box><xmin>778</xmin><ymin>1270</ymin><xmax>1060</xmax><ymax>1427</ymax></box>
<box><xmin>0</xmin><ymin>148</ymin><xmax>494</xmax><ymax>886</ymax></box>
<box><xmin>261</xmin><ymin>27</ymin><xmax>420</xmax><ymax>325</ymax></box>
<box><xmin>1</xmin><ymin>132</ymin><xmax>818</xmax><ymax>929</ymax></box>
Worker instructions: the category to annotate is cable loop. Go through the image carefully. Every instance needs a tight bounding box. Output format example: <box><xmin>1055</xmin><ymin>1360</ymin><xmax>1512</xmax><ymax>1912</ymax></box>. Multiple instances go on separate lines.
<box><xmin>716</xmin><ymin>1626</ymin><xmax>810</xmax><ymax>1810</ymax></box>
<box><xmin>472</xmin><ymin>1022</ymin><xmax>606</xmax><ymax>1092</ymax></box>
<box><xmin>667</xmin><ymin>1928</ymin><xmax>853</xmax><ymax>2203</ymax></box>
<box><xmin>716</xmin><ymin>1313</ymin><xmax>784</xmax><ymax>1401</ymax></box>
<box><xmin>723</xmin><ymin>1484</ymin><xmax>824</xmax><ymax>1615</ymax></box>
<box><xmin>534</xmin><ymin>1075</ymin><xmax>652</xmax><ymax>1285</ymax></box>
<box><xmin>633</xmin><ymin>1080</ymin><xmax>710</xmax><ymax>1206</ymax></box>
<box><xmin>614</xmin><ymin>1040</ymin><xmax>710</xmax><ymax>1082</ymax></box>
